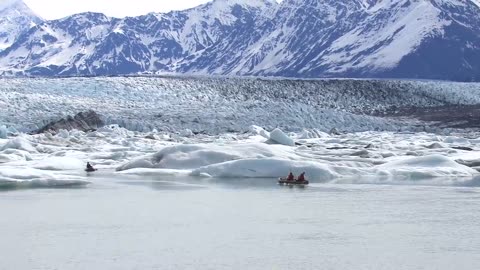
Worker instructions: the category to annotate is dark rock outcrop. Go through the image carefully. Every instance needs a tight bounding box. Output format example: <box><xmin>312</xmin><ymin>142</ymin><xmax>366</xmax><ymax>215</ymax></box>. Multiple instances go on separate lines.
<box><xmin>35</xmin><ymin>110</ymin><xmax>104</xmax><ymax>134</ymax></box>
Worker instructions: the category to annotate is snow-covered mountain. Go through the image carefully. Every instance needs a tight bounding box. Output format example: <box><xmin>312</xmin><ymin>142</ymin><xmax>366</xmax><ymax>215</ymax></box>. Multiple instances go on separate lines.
<box><xmin>241</xmin><ymin>0</ymin><xmax>480</xmax><ymax>81</ymax></box>
<box><xmin>1</xmin><ymin>0</ymin><xmax>480</xmax><ymax>81</ymax></box>
<box><xmin>0</xmin><ymin>0</ymin><xmax>42</xmax><ymax>52</ymax></box>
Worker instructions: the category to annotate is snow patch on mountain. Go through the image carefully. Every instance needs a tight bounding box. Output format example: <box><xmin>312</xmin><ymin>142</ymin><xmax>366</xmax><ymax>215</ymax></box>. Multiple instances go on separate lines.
<box><xmin>0</xmin><ymin>0</ymin><xmax>20</xmax><ymax>11</ymax></box>
<box><xmin>321</xmin><ymin>1</ymin><xmax>449</xmax><ymax>73</ymax></box>
<box><xmin>0</xmin><ymin>0</ymin><xmax>42</xmax><ymax>51</ymax></box>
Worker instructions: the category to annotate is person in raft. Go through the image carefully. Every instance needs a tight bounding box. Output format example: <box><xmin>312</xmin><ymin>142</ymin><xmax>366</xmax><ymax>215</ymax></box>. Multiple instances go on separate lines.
<box><xmin>297</xmin><ymin>172</ymin><xmax>306</xmax><ymax>182</ymax></box>
<box><xmin>86</xmin><ymin>162</ymin><xmax>95</xmax><ymax>171</ymax></box>
<box><xmin>287</xmin><ymin>172</ymin><xmax>295</xmax><ymax>181</ymax></box>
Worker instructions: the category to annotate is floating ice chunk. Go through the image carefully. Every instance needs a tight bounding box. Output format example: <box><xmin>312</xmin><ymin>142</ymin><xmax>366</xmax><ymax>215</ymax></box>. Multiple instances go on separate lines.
<box><xmin>7</xmin><ymin>126</ymin><xmax>18</xmax><ymax>135</ymax></box>
<box><xmin>312</xmin><ymin>129</ymin><xmax>330</xmax><ymax>138</ymax></box>
<box><xmin>330</xmin><ymin>128</ymin><xmax>341</xmax><ymax>135</ymax></box>
<box><xmin>249</xmin><ymin>125</ymin><xmax>270</xmax><ymax>139</ymax></box>
<box><xmin>117</xmin><ymin>158</ymin><xmax>155</xmax><ymax>171</ymax></box>
<box><xmin>0</xmin><ymin>126</ymin><xmax>18</xmax><ymax>138</ymax></box>
<box><xmin>57</xmin><ymin>129</ymin><xmax>70</xmax><ymax>139</ymax></box>
<box><xmin>380</xmin><ymin>152</ymin><xmax>396</xmax><ymax>158</ymax></box>
<box><xmin>0</xmin><ymin>149</ymin><xmax>32</xmax><ymax>163</ymax></box>
<box><xmin>0</xmin><ymin>167</ymin><xmax>56</xmax><ymax>180</ymax></box>
<box><xmin>0</xmin><ymin>154</ymin><xmax>19</xmax><ymax>163</ymax></box>
<box><xmin>298</xmin><ymin>129</ymin><xmax>315</xmax><ymax>139</ymax></box>
<box><xmin>86</xmin><ymin>131</ymin><xmax>106</xmax><ymax>138</ymax></box>
<box><xmin>191</xmin><ymin>158</ymin><xmax>341</xmax><ymax>180</ymax></box>
<box><xmin>117</xmin><ymin>144</ymin><xmax>240</xmax><ymax>171</ymax></box>
<box><xmin>97</xmin><ymin>125</ymin><xmax>120</xmax><ymax>133</ymax></box>
<box><xmin>144</xmin><ymin>133</ymin><xmax>158</xmax><ymax>140</ymax></box>
<box><xmin>180</xmin><ymin>129</ymin><xmax>194</xmax><ymax>137</ymax></box>
<box><xmin>92</xmin><ymin>151</ymin><xmax>128</xmax><ymax>161</ymax></box>
<box><xmin>0</xmin><ymin>137</ymin><xmax>37</xmax><ymax>153</ymax></box>
<box><xmin>426</xmin><ymin>142</ymin><xmax>445</xmax><ymax>149</ymax></box>
<box><xmin>0</xmin><ymin>125</ymin><xmax>7</xmax><ymax>139</ymax></box>
<box><xmin>0</xmin><ymin>167</ymin><xmax>89</xmax><ymax>189</ymax></box>
<box><xmin>350</xmin><ymin>149</ymin><xmax>370</xmax><ymax>157</ymax></box>
<box><xmin>444</xmin><ymin>136</ymin><xmax>470</xmax><ymax>144</ymax></box>
<box><xmin>97</xmin><ymin>125</ymin><xmax>134</xmax><ymax>137</ymax></box>
<box><xmin>376</xmin><ymin>154</ymin><xmax>477</xmax><ymax>179</ymax></box>
<box><xmin>268</xmin><ymin>128</ymin><xmax>295</xmax><ymax>146</ymax></box>
<box><xmin>32</xmin><ymin>157</ymin><xmax>85</xmax><ymax>171</ymax></box>
<box><xmin>117</xmin><ymin>143</ymin><xmax>294</xmax><ymax>171</ymax></box>
<box><xmin>198</xmin><ymin>172</ymin><xmax>212</xmax><ymax>178</ymax></box>
<box><xmin>117</xmin><ymin>168</ymin><xmax>190</xmax><ymax>177</ymax></box>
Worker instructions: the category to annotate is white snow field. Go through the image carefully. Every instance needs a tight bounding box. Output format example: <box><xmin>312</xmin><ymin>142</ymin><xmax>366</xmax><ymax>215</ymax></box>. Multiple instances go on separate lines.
<box><xmin>1</xmin><ymin>124</ymin><xmax>480</xmax><ymax>189</ymax></box>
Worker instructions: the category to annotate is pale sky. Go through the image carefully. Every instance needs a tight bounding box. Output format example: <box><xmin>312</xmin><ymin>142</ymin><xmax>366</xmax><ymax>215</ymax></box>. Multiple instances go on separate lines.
<box><xmin>22</xmin><ymin>0</ymin><xmax>213</xmax><ymax>19</ymax></box>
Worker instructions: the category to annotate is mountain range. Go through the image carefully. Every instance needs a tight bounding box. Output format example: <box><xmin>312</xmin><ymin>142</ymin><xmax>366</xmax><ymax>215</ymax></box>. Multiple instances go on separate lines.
<box><xmin>0</xmin><ymin>0</ymin><xmax>480</xmax><ymax>81</ymax></box>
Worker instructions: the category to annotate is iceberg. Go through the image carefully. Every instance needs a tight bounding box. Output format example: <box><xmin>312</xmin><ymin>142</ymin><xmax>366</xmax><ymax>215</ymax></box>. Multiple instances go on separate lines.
<box><xmin>375</xmin><ymin>155</ymin><xmax>477</xmax><ymax>180</ymax></box>
<box><xmin>268</xmin><ymin>128</ymin><xmax>295</xmax><ymax>146</ymax></box>
<box><xmin>0</xmin><ymin>167</ymin><xmax>90</xmax><ymax>190</ymax></box>
<box><xmin>0</xmin><ymin>137</ymin><xmax>37</xmax><ymax>153</ymax></box>
<box><xmin>0</xmin><ymin>125</ymin><xmax>6</xmax><ymax>139</ymax></box>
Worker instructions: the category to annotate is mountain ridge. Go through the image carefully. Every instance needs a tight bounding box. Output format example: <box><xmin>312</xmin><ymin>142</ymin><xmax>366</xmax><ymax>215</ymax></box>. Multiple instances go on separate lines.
<box><xmin>1</xmin><ymin>0</ymin><xmax>480</xmax><ymax>81</ymax></box>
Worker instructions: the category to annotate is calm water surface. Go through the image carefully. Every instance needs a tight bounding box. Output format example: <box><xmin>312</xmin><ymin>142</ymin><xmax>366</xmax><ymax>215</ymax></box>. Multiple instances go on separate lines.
<box><xmin>1</xmin><ymin>176</ymin><xmax>480</xmax><ymax>270</ymax></box>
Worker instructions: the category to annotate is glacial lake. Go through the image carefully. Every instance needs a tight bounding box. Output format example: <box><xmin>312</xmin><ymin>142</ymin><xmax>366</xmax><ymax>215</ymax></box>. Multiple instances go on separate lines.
<box><xmin>1</xmin><ymin>175</ymin><xmax>480</xmax><ymax>270</ymax></box>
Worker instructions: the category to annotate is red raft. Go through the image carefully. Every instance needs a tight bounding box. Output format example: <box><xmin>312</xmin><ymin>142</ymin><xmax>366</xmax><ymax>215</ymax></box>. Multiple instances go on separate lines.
<box><xmin>278</xmin><ymin>178</ymin><xmax>309</xmax><ymax>185</ymax></box>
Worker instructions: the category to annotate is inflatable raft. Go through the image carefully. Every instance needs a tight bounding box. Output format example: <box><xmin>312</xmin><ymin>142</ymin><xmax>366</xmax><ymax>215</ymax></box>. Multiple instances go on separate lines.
<box><xmin>278</xmin><ymin>178</ymin><xmax>309</xmax><ymax>185</ymax></box>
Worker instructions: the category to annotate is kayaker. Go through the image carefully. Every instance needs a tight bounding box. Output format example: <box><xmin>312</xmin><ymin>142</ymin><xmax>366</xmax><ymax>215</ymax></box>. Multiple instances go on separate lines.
<box><xmin>86</xmin><ymin>162</ymin><xmax>95</xmax><ymax>171</ymax></box>
<box><xmin>287</xmin><ymin>172</ymin><xmax>295</xmax><ymax>181</ymax></box>
<box><xmin>297</xmin><ymin>172</ymin><xmax>306</xmax><ymax>182</ymax></box>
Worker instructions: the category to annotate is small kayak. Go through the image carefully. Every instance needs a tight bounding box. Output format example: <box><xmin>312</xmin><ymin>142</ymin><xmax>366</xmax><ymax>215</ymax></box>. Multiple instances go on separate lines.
<box><xmin>278</xmin><ymin>178</ymin><xmax>309</xmax><ymax>185</ymax></box>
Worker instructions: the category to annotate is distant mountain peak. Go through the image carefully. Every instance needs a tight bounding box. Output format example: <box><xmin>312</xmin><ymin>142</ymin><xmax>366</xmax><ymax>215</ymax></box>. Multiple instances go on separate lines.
<box><xmin>0</xmin><ymin>0</ymin><xmax>42</xmax><ymax>51</ymax></box>
<box><xmin>210</xmin><ymin>0</ymin><xmax>277</xmax><ymax>7</ymax></box>
<box><xmin>0</xmin><ymin>0</ymin><xmax>21</xmax><ymax>12</ymax></box>
<box><xmin>195</xmin><ymin>0</ymin><xmax>277</xmax><ymax>13</ymax></box>
<box><xmin>0</xmin><ymin>0</ymin><xmax>36</xmax><ymax>15</ymax></box>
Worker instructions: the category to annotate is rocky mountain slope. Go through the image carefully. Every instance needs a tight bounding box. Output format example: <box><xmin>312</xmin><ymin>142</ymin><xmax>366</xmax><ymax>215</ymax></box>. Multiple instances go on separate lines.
<box><xmin>0</xmin><ymin>0</ymin><xmax>479</xmax><ymax>81</ymax></box>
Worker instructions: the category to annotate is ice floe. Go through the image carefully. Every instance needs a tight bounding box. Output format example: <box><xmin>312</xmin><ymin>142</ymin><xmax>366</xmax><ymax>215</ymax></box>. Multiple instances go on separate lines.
<box><xmin>268</xmin><ymin>128</ymin><xmax>295</xmax><ymax>146</ymax></box>
<box><xmin>1</xmin><ymin>137</ymin><xmax>37</xmax><ymax>153</ymax></box>
<box><xmin>375</xmin><ymin>154</ymin><xmax>477</xmax><ymax>180</ymax></box>
<box><xmin>1</xmin><ymin>126</ymin><xmax>479</xmax><ymax>189</ymax></box>
<box><xmin>0</xmin><ymin>125</ymin><xmax>6</xmax><ymax>139</ymax></box>
<box><xmin>0</xmin><ymin>167</ymin><xmax>89</xmax><ymax>189</ymax></box>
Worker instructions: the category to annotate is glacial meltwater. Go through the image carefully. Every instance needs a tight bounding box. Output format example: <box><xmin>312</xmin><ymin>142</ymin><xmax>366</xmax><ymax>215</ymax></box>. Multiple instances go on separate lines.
<box><xmin>1</xmin><ymin>175</ymin><xmax>480</xmax><ymax>270</ymax></box>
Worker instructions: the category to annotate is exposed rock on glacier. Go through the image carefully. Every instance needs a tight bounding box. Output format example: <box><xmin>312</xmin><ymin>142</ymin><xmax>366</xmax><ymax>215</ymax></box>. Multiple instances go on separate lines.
<box><xmin>35</xmin><ymin>110</ymin><xmax>104</xmax><ymax>134</ymax></box>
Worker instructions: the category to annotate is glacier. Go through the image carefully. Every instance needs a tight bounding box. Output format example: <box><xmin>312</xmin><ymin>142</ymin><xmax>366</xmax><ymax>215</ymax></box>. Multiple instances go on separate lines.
<box><xmin>2</xmin><ymin>76</ymin><xmax>480</xmax><ymax>134</ymax></box>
